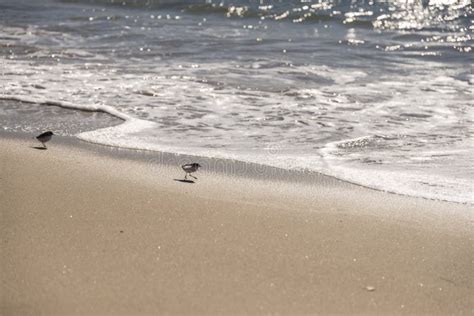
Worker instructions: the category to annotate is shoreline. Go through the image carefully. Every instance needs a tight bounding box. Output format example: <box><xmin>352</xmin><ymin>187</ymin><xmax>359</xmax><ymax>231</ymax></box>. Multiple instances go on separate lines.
<box><xmin>1</xmin><ymin>132</ymin><xmax>473</xmax><ymax>314</ymax></box>
<box><xmin>2</xmin><ymin>131</ymin><xmax>471</xmax><ymax>207</ymax></box>
<box><xmin>2</xmin><ymin>96</ymin><xmax>472</xmax><ymax>204</ymax></box>
<box><xmin>2</xmin><ymin>131</ymin><xmax>472</xmax><ymax>232</ymax></box>
<box><xmin>0</xmin><ymin>130</ymin><xmax>369</xmax><ymax>198</ymax></box>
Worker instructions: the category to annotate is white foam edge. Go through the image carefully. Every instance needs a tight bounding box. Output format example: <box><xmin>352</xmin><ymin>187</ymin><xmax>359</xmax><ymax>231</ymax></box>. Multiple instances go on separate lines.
<box><xmin>0</xmin><ymin>95</ymin><xmax>166</xmax><ymax>151</ymax></box>
<box><xmin>0</xmin><ymin>94</ymin><xmax>161</xmax><ymax>150</ymax></box>
<box><xmin>0</xmin><ymin>95</ymin><xmax>131</xmax><ymax>121</ymax></box>
<box><xmin>320</xmin><ymin>137</ymin><xmax>474</xmax><ymax>204</ymax></box>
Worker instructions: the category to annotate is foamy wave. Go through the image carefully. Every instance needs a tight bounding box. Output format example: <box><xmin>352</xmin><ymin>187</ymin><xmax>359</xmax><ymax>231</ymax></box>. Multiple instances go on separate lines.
<box><xmin>77</xmin><ymin>118</ymin><xmax>159</xmax><ymax>149</ymax></box>
<box><xmin>0</xmin><ymin>95</ymin><xmax>130</xmax><ymax>121</ymax></box>
<box><xmin>0</xmin><ymin>95</ymin><xmax>163</xmax><ymax>151</ymax></box>
<box><xmin>321</xmin><ymin>136</ymin><xmax>474</xmax><ymax>204</ymax></box>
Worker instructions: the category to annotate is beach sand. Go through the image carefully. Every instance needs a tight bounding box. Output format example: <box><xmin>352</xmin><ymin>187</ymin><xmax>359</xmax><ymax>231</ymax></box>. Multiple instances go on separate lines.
<box><xmin>1</xmin><ymin>134</ymin><xmax>472</xmax><ymax>315</ymax></box>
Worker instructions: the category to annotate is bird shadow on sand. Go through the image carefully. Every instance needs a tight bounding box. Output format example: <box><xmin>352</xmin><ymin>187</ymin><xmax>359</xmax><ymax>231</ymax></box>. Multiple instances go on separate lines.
<box><xmin>173</xmin><ymin>179</ymin><xmax>195</xmax><ymax>184</ymax></box>
<box><xmin>31</xmin><ymin>146</ymin><xmax>47</xmax><ymax>150</ymax></box>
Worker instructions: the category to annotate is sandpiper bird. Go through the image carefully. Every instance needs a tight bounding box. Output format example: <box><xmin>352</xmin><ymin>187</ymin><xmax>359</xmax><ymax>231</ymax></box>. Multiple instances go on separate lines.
<box><xmin>182</xmin><ymin>163</ymin><xmax>201</xmax><ymax>180</ymax></box>
<box><xmin>36</xmin><ymin>131</ymin><xmax>54</xmax><ymax>148</ymax></box>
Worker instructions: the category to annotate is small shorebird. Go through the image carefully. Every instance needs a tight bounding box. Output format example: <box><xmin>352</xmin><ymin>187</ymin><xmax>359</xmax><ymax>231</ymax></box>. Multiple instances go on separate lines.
<box><xmin>36</xmin><ymin>131</ymin><xmax>54</xmax><ymax>148</ymax></box>
<box><xmin>182</xmin><ymin>163</ymin><xmax>201</xmax><ymax>180</ymax></box>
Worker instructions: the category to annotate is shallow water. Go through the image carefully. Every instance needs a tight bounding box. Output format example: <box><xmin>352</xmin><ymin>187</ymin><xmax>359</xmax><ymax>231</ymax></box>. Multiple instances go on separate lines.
<box><xmin>0</xmin><ymin>0</ymin><xmax>473</xmax><ymax>203</ymax></box>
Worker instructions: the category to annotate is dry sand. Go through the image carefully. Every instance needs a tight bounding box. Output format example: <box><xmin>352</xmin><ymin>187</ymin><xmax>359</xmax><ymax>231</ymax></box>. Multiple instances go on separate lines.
<box><xmin>0</xmin><ymin>135</ymin><xmax>472</xmax><ymax>315</ymax></box>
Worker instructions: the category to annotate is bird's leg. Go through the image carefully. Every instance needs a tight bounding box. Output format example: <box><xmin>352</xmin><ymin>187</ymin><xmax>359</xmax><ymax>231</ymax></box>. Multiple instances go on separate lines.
<box><xmin>42</xmin><ymin>142</ymin><xmax>47</xmax><ymax>149</ymax></box>
<box><xmin>184</xmin><ymin>173</ymin><xmax>188</xmax><ymax>180</ymax></box>
<box><xmin>190</xmin><ymin>174</ymin><xmax>197</xmax><ymax>179</ymax></box>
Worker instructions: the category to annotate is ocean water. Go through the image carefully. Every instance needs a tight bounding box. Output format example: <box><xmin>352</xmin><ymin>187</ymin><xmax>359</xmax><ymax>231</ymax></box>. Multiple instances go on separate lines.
<box><xmin>0</xmin><ymin>0</ymin><xmax>472</xmax><ymax>203</ymax></box>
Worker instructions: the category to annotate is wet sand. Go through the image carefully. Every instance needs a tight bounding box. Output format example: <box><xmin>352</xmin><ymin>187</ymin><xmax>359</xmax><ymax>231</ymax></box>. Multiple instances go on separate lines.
<box><xmin>1</xmin><ymin>134</ymin><xmax>472</xmax><ymax>315</ymax></box>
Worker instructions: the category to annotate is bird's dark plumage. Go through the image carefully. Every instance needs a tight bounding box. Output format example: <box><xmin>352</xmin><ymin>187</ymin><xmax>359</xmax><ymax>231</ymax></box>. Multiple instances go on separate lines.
<box><xmin>36</xmin><ymin>131</ymin><xmax>54</xmax><ymax>139</ymax></box>
<box><xmin>36</xmin><ymin>131</ymin><xmax>54</xmax><ymax>148</ymax></box>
